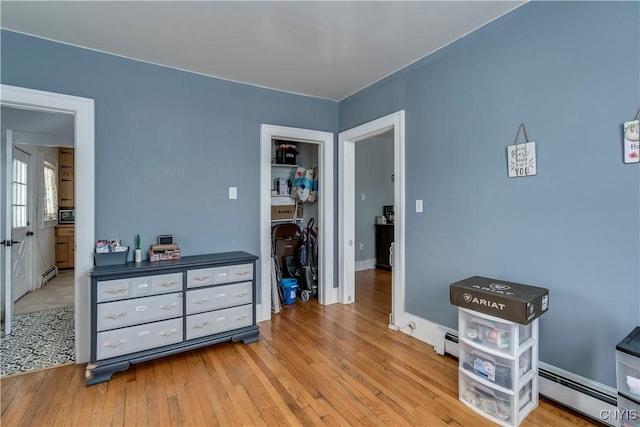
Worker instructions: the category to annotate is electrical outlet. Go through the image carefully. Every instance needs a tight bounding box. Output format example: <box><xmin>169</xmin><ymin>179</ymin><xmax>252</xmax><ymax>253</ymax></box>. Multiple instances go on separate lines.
<box><xmin>359</xmin><ymin>243</ymin><xmax>364</xmax><ymax>250</ymax></box>
<box><xmin>408</xmin><ymin>321</ymin><xmax>416</xmax><ymax>330</ymax></box>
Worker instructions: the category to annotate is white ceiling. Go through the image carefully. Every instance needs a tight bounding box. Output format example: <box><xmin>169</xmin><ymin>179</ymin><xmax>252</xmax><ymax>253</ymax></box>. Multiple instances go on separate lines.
<box><xmin>1</xmin><ymin>1</ymin><xmax>525</xmax><ymax>101</ymax></box>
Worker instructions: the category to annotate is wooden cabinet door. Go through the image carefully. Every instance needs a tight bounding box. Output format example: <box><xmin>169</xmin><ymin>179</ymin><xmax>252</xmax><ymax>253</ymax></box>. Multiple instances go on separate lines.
<box><xmin>58</xmin><ymin>147</ymin><xmax>75</xmax><ymax>208</ymax></box>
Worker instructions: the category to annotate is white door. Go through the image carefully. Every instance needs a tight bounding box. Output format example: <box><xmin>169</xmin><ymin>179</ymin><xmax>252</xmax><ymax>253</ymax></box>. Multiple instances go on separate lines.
<box><xmin>11</xmin><ymin>146</ymin><xmax>33</xmax><ymax>302</ymax></box>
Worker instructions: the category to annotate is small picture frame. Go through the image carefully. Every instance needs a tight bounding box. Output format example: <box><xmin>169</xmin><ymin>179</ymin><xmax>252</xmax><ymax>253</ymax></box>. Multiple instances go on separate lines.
<box><xmin>383</xmin><ymin>205</ymin><xmax>394</xmax><ymax>224</ymax></box>
<box><xmin>158</xmin><ymin>234</ymin><xmax>173</xmax><ymax>245</ymax></box>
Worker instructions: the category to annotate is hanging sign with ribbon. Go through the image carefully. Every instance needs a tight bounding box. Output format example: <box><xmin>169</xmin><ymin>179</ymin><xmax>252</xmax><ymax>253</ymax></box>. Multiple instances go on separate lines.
<box><xmin>507</xmin><ymin>123</ymin><xmax>537</xmax><ymax>177</ymax></box>
<box><xmin>623</xmin><ymin>109</ymin><xmax>639</xmax><ymax>164</ymax></box>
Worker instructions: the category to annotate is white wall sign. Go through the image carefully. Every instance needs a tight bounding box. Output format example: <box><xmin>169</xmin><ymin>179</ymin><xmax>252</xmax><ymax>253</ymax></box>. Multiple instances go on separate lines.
<box><xmin>507</xmin><ymin>141</ymin><xmax>536</xmax><ymax>177</ymax></box>
<box><xmin>623</xmin><ymin>120</ymin><xmax>639</xmax><ymax>163</ymax></box>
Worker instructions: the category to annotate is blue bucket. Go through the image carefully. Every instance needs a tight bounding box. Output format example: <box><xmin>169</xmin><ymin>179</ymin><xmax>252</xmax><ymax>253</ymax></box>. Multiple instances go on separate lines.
<box><xmin>281</xmin><ymin>278</ymin><xmax>298</xmax><ymax>305</ymax></box>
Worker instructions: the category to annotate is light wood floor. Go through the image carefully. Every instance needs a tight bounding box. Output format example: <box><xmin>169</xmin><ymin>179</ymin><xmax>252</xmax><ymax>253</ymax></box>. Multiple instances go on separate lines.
<box><xmin>1</xmin><ymin>269</ymin><xmax>598</xmax><ymax>426</ymax></box>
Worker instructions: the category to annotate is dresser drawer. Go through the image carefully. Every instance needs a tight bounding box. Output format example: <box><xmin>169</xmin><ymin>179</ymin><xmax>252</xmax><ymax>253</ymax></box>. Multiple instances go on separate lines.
<box><xmin>97</xmin><ymin>293</ymin><xmax>183</xmax><ymax>331</ymax></box>
<box><xmin>187</xmin><ymin>263</ymin><xmax>253</xmax><ymax>288</ymax></box>
<box><xmin>186</xmin><ymin>282</ymin><xmax>252</xmax><ymax>315</ymax></box>
<box><xmin>96</xmin><ymin>318</ymin><xmax>182</xmax><ymax>360</ymax></box>
<box><xmin>187</xmin><ymin>267</ymin><xmax>216</xmax><ymax>288</ymax></box>
<box><xmin>96</xmin><ymin>278</ymin><xmax>132</xmax><ymax>302</ymax></box>
<box><xmin>228</xmin><ymin>263</ymin><xmax>253</xmax><ymax>282</ymax></box>
<box><xmin>186</xmin><ymin>304</ymin><xmax>253</xmax><ymax>340</ymax></box>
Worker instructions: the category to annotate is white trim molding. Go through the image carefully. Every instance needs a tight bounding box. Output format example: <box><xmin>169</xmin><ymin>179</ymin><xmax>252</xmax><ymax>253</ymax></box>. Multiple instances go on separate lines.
<box><xmin>338</xmin><ymin>111</ymin><xmax>405</xmax><ymax>327</ymax></box>
<box><xmin>259</xmin><ymin>124</ymin><xmax>335</xmax><ymax>323</ymax></box>
<box><xmin>1</xmin><ymin>84</ymin><xmax>95</xmax><ymax>363</ymax></box>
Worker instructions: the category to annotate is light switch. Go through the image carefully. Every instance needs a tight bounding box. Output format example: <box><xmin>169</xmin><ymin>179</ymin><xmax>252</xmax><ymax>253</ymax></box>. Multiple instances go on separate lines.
<box><xmin>416</xmin><ymin>199</ymin><xmax>423</xmax><ymax>213</ymax></box>
<box><xmin>361</xmin><ymin>193</ymin><xmax>366</xmax><ymax>201</ymax></box>
<box><xmin>229</xmin><ymin>187</ymin><xmax>237</xmax><ymax>200</ymax></box>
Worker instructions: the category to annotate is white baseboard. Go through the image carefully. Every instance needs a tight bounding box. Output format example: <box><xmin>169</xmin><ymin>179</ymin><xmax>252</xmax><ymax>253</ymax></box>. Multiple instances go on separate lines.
<box><xmin>355</xmin><ymin>259</ymin><xmax>375</xmax><ymax>271</ymax></box>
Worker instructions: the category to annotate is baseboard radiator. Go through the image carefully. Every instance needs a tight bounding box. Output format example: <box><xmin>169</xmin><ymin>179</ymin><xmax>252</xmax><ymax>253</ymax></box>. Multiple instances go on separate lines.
<box><xmin>434</xmin><ymin>328</ymin><xmax>618</xmax><ymax>426</ymax></box>
<box><xmin>41</xmin><ymin>265</ymin><xmax>58</xmax><ymax>286</ymax></box>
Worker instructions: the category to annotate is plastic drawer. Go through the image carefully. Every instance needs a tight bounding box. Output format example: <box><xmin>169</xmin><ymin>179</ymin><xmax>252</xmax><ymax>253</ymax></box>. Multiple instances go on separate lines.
<box><xmin>459</xmin><ymin>369</ymin><xmax>534</xmax><ymax>426</ymax></box>
<box><xmin>459</xmin><ymin>308</ymin><xmax>534</xmax><ymax>357</ymax></box>
<box><xmin>617</xmin><ymin>350</ymin><xmax>640</xmax><ymax>402</ymax></box>
<box><xmin>460</xmin><ymin>341</ymin><xmax>533</xmax><ymax>390</ymax></box>
<box><xmin>617</xmin><ymin>394</ymin><xmax>640</xmax><ymax>427</ymax></box>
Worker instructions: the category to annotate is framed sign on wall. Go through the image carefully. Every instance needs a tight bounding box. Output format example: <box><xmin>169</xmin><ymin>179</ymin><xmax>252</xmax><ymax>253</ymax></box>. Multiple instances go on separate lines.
<box><xmin>507</xmin><ymin>123</ymin><xmax>537</xmax><ymax>178</ymax></box>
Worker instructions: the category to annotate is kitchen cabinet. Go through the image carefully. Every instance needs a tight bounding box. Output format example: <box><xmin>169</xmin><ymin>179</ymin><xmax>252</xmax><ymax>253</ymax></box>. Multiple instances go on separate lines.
<box><xmin>58</xmin><ymin>147</ymin><xmax>74</xmax><ymax>208</ymax></box>
<box><xmin>55</xmin><ymin>225</ymin><xmax>74</xmax><ymax>269</ymax></box>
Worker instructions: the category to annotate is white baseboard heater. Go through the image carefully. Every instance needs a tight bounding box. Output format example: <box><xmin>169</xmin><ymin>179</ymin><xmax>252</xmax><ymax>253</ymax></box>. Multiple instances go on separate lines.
<box><xmin>435</xmin><ymin>328</ymin><xmax>618</xmax><ymax>426</ymax></box>
<box><xmin>41</xmin><ymin>265</ymin><xmax>58</xmax><ymax>286</ymax></box>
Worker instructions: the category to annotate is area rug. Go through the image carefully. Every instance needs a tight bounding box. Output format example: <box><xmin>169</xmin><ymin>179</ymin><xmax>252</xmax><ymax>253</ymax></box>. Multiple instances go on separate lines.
<box><xmin>1</xmin><ymin>306</ymin><xmax>75</xmax><ymax>378</ymax></box>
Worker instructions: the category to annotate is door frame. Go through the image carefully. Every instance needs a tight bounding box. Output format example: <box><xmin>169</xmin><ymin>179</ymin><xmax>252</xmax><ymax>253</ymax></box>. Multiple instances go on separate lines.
<box><xmin>1</xmin><ymin>84</ymin><xmax>95</xmax><ymax>363</ymax></box>
<box><xmin>338</xmin><ymin>111</ymin><xmax>406</xmax><ymax>328</ymax></box>
<box><xmin>259</xmin><ymin>124</ymin><xmax>335</xmax><ymax>321</ymax></box>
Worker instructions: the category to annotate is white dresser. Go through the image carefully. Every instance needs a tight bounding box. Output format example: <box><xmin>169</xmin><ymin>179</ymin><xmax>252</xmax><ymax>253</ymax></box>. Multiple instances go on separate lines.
<box><xmin>87</xmin><ymin>251</ymin><xmax>259</xmax><ymax>385</ymax></box>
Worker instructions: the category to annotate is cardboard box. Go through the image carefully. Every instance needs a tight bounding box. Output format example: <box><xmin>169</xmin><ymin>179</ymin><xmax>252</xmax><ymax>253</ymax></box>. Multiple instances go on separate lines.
<box><xmin>271</xmin><ymin>204</ymin><xmax>303</xmax><ymax>220</ymax></box>
<box><xmin>450</xmin><ymin>276</ymin><xmax>549</xmax><ymax>324</ymax></box>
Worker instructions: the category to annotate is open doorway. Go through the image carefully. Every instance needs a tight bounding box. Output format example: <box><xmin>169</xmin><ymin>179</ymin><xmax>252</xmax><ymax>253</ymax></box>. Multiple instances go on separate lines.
<box><xmin>259</xmin><ymin>124</ymin><xmax>335</xmax><ymax>321</ymax></box>
<box><xmin>353</xmin><ymin>131</ymin><xmax>394</xmax><ymax>317</ymax></box>
<box><xmin>338</xmin><ymin>111</ymin><xmax>407</xmax><ymax>330</ymax></box>
<box><xmin>1</xmin><ymin>84</ymin><xmax>95</xmax><ymax>366</ymax></box>
<box><xmin>1</xmin><ymin>108</ymin><xmax>76</xmax><ymax>376</ymax></box>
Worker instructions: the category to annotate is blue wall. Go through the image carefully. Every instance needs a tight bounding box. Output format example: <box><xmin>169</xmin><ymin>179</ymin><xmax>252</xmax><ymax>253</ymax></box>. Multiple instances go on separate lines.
<box><xmin>1</xmin><ymin>30</ymin><xmax>338</xmax><ymax>304</ymax></box>
<box><xmin>341</xmin><ymin>1</ymin><xmax>639</xmax><ymax>386</ymax></box>
<box><xmin>2</xmin><ymin>0</ymin><xmax>638</xmax><ymax>387</ymax></box>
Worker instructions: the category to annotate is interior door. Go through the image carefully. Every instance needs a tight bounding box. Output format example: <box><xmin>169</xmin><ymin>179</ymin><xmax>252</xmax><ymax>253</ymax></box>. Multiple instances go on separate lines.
<box><xmin>3</xmin><ymin>131</ymin><xmax>14</xmax><ymax>334</ymax></box>
<box><xmin>11</xmin><ymin>146</ymin><xmax>32</xmax><ymax>302</ymax></box>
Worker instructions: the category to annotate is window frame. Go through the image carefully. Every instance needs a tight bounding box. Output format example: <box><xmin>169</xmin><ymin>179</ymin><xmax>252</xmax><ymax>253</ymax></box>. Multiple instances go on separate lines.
<box><xmin>42</xmin><ymin>158</ymin><xmax>58</xmax><ymax>228</ymax></box>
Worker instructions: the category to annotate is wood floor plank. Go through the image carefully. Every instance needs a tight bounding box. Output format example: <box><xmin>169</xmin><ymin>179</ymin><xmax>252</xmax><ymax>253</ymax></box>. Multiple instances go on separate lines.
<box><xmin>0</xmin><ymin>269</ymin><xmax>599</xmax><ymax>427</ymax></box>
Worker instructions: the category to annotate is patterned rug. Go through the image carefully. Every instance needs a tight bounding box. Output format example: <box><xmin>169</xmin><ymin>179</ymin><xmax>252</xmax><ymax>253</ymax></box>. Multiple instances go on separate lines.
<box><xmin>1</xmin><ymin>306</ymin><xmax>75</xmax><ymax>377</ymax></box>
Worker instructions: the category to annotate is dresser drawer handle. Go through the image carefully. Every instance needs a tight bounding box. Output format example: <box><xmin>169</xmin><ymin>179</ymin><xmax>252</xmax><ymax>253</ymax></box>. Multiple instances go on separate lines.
<box><xmin>193</xmin><ymin>275</ymin><xmax>210</xmax><ymax>282</ymax></box>
<box><xmin>158</xmin><ymin>303</ymin><xmax>179</xmax><ymax>310</ymax></box>
<box><xmin>158</xmin><ymin>328</ymin><xmax>179</xmax><ymax>337</ymax></box>
<box><xmin>193</xmin><ymin>298</ymin><xmax>210</xmax><ymax>305</ymax></box>
<box><xmin>104</xmin><ymin>311</ymin><xmax>126</xmax><ymax>319</ymax></box>
<box><xmin>104</xmin><ymin>287</ymin><xmax>128</xmax><ymax>295</ymax></box>
<box><xmin>104</xmin><ymin>339</ymin><xmax>127</xmax><ymax>348</ymax></box>
<box><xmin>234</xmin><ymin>314</ymin><xmax>249</xmax><ymax>321</ymax></box>
<box><xmin>235</xmin><ymin>270</ymin><xmax>251</xmax><ymax>276</ymax></box>
<box><xmin>233</xmin><ymin>291</ymin><xmax>249</xmax><ymax>298</ymax></box>
<box><xmin>159</xmin><ymin>281</ymin><xmax>178</xmax><ymax>288</ymax></box>
<box><xmin>192</xmin><ymin>321</ymin><xmax>209</xmax><ymax>329</ymax></box>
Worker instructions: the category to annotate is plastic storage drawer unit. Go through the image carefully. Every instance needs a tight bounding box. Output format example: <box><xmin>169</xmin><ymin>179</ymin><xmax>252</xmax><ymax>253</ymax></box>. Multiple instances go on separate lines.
<box><xmin>459</xmin><ymin>307</ymin><xmax>535</xmax><ymax>358</ymax></box>
<box><xmin>459</xmin><ymin>369</ymin><xmax>534</xmax><ymax>426</ymax></box>
<box><xmin>460</xmin><ymin>341</ymin><xmax>533</xmax><ymax>391</ymax></box>
<box><xmin>616</xmin><ymin>394</ymin><xmax>640</xmax><ymax>427</ymax></box>
<box><xmin>617</xmin><ymin>327</ymin><xmax>640</xmax><ymax>403</ymax></box>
